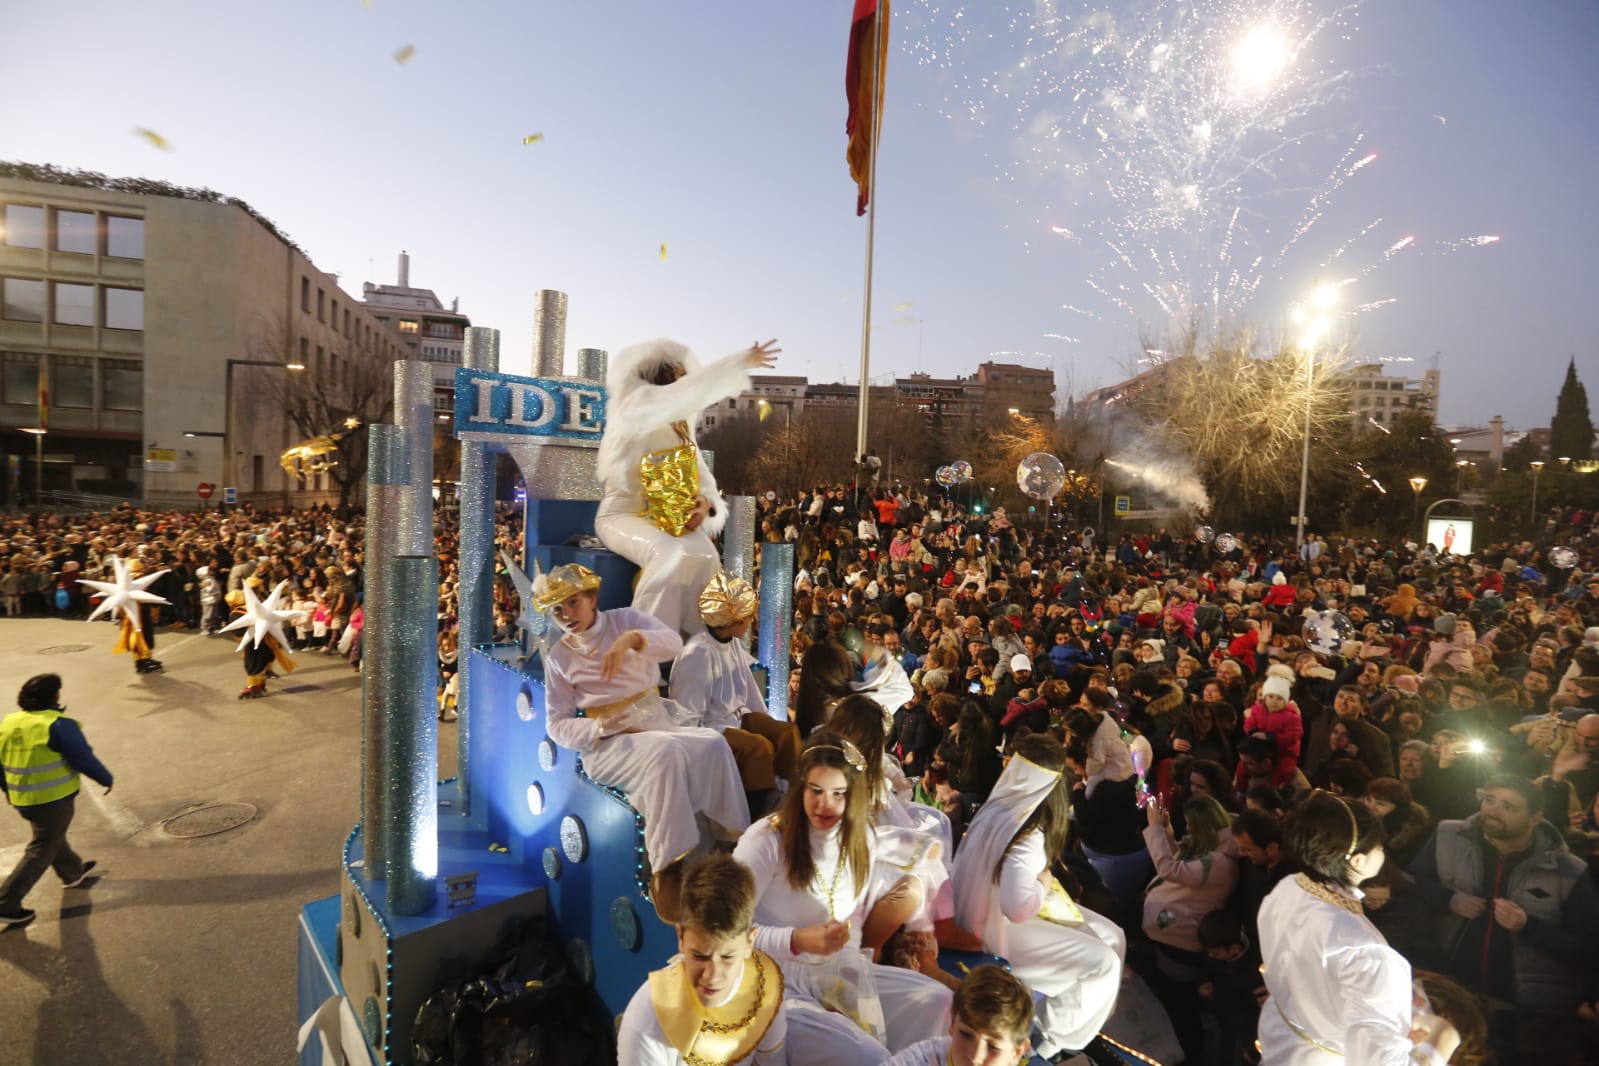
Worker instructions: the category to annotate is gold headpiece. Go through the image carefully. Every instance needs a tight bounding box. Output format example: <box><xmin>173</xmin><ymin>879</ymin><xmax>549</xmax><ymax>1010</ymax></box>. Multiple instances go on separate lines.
<box><xmin>808</xmin><ymin>739</ymin><xmax>867</xmax><ymax>774</ymax></box>
<box><xmin>699</xmin><ymin>570</ymin><xmax>758</xmax><ymax>629</ymax></box>
<box><xmin>532</xmin><ymin>563</ymin><xmax>602</xmax><ymax>611</ymax></box>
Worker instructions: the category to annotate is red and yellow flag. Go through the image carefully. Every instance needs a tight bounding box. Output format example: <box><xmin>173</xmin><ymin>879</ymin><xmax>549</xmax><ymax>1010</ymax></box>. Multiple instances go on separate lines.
<box><xmin>845</xmin><ymin>0</ymin><xmax>889</xmax><ymax>216</ymax></box>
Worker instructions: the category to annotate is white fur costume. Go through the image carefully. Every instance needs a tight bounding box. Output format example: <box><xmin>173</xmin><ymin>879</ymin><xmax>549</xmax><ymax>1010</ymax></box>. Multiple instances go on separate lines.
<box><xmin>596</xmin><ymin>339</ymin><xmax>751</xmax><ymax>636</ymax></box>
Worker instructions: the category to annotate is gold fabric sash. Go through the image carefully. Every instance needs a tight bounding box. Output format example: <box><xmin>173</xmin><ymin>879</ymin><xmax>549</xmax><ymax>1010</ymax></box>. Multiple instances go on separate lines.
<box><xmin>113</xmin><ymin>615</ymin><xmax>151</xmax><ymax>658</ymax></box>
<box><xmin>640</xmin><ymin>443</ymin><xmax>701</xmax><ymax>536</ymax></box>
<box><xmin>1038</xmin><ymin>873</ymin><xmax>1085</xmax><ymax>927</ymax></box>
<box><xmin>581</xmin><ymin>689</ymin><xmax>652</xmax><ymax>722</ymax></box>
<box><xmin>649</xmin><ymin>951</ymin><xmax>782</xmax><ymax>1065</ymax></box>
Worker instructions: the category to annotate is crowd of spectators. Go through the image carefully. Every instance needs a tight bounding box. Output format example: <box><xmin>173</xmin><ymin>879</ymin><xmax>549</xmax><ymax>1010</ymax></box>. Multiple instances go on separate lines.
<box><xmin>764</xmin><ymin>480</ymin><xmax>1599</xmax><ymax>1064</ymax></box>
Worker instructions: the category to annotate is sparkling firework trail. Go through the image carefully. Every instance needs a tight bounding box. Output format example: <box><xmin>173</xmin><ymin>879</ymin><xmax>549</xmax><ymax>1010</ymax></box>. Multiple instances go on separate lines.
<box><xmin>906</xmin><ymin>0</ymin><xmax>1497</xmax><ymax>342</ymax></box>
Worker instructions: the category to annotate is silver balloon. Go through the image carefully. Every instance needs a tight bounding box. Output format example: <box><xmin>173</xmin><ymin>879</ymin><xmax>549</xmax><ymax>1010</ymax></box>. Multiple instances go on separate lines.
<box><xmin>1016</xmin><ymin>452</ymin><xmax>1067</xmax><ymax>500</ymax></box>
<box><xmin>952</xmin><ymin>460</ymin><xmax>974</xmax><ymax>483</ymax></box>
<box><xmin>1213</xmin><ymin>533</ymin><xmax>1237</xmax><ymax>554</ymax></box>
<box><xmin>1303</xmin><ymin>610</ymin><xmax>1355</xmax><ymax>657</ymax></box>
<box><xmin>1549</xmin><ymin>545</ymin><xmax>1577</xmax><ymax>569</ymax></box>
<box><xmin>935</xmin><ymin>466</ymin><xmax>957</xmax><ymax>488</ymax></box>
<box><xmin>1196</xmin><ymin>525</ymin><xmax>1215</xmax><ymax>544</ymax></box>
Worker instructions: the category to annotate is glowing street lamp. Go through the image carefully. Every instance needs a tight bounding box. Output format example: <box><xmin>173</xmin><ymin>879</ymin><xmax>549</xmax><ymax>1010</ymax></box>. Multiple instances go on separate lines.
<box><xmin>1408</xmin><ymin>476</ymin><xmax>1427</xmax><ymax>535</ymax></box>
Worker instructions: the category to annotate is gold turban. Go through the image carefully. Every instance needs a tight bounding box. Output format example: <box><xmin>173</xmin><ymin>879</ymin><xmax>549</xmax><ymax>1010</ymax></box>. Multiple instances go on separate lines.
<box><xmin>532</xmin><ymin>563</ymin><xmax>602</xmax><ymax>611</ymax></box>
<box><xmin>698</xmin><ymin>570</ymin><xmax>758</xmax><ymax>629</ymax></box>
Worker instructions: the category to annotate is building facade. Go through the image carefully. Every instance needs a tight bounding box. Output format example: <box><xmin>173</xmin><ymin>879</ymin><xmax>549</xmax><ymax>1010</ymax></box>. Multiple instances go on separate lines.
<box><xmin>361</xmin><ymin>251</ymin><xmax>470</xmax><ymax>419</ymax></box>
<box><xmin>1342</xmin><ymin>362</ymin><xmax>1441</xmax><ymax>433</ymax></box>
<box><xmin>0</xmin><ymin>166</ymin><xmax>405</xmax><ymax>509</ymax></box>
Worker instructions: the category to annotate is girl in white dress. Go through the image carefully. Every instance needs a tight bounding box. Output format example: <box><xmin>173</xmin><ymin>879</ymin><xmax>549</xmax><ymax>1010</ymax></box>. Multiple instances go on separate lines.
<box><xmin>1257</xmin><ymin>791</ymin><xmax>1459</xmax><ymax>1065</ymax></box>
<box><xmin>733</xmin><ymin>734</ymin><xmax>953</xmax><ymax>1064</ymax></box>
<box><xmin>949</xmin><ymin>733</ymin><xmax>1126</xmax><ymax>1062</ymax></box>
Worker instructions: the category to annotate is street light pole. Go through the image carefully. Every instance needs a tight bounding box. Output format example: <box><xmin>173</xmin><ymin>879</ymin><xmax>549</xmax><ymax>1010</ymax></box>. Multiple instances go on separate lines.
<box><xmin>1529</xmin><ymin>460</ymin><xmax>1544</xmax><ymax>525</ymax></box>
<box><xmin>1408</xmin><ymin>476</ymin><xmax>1427</xmax><ymax>537</ymax></box>
<box><xmin>224</xmin><ymin>357</ymin><xmax>306</xmax><ymax>511</ymax></box>
<box><xmin>1292</xmin><ymin>283</ymin><xmax>1337</xmax><ymax>549</ymax></box>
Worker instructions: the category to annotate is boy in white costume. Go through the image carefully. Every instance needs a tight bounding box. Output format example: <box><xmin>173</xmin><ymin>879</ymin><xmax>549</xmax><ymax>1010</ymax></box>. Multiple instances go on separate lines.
<box><xmin>885</xmin><ymin>964</ymin><xmax>1034</xmax><ymax>1066</ymax></box>
<box><xmin>537</xmin><ymin>564</ymin><xmax>750</xmax><ymax>921</ymax></box>
<box><xmin>670</xmin><ymin>571</ymin><xmax>802</xmax><ymax>801</ymax></box>
<box><xmin>595</xmin><ymin>338</ymin><xmax>778</xmax><ymax>637</ymax></box>
<box><xmin>1257</xmin><ymin>791</ymin><xmax>1459</xmax><ymax>1065</ymax></box>
<box><xmin>618</xmin><ymin>854</ymin><xmax>788</xmax><ymax>1065</ymax></box>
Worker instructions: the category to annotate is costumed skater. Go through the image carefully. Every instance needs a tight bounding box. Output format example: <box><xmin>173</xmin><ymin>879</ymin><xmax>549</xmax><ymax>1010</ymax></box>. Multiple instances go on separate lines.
<box><xmin>884</xmin><ymin>964</ymin><xmax>1035</xmax><ymax>1066</ymax></box>
<box><xmin>1257</xmin><ymin>790</ymin><xmax>1459</xmax><ymax>1065</ymax></box>
<box><xmin>617</xmin><ymin>853</ymin><xmax>788</xmax><ymax>1065</ymax></box>
<box><xmin>949</xmin><ymin>733</ymin><xmax>1126</xmax><ymax>1064</ymax></box>
<box><xmin>732</xmin><ymin>734</ymin><xmax>953</xmax><ymax>1062</ymax></box>
<box><xmin>595</xmin><ymin>338</ymin><xmax>779</xmax><ymax>637</ymax></box>
<box><xmin>670</xmin><ymin>570</ymin><xmax>803</xmax><ymax>813</ymax></box>
<box><xmin>538</xmin><ymin>564</ymin><xmax>750</xmax><ymax>922</ymax></box>
<box><xmin>220</xmin><ymin>578</ymin><xmax>303</xmax><ymax>700</ymax></box>
<box><xmin>79</xmin><ymin>555</ymin><xmax>169</xmax><ymax>675</ymax></box>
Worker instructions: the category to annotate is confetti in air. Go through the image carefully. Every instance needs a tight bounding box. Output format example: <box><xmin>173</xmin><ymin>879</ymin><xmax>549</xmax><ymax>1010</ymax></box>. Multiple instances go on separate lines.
<box><xmin>522</xmin><ymin>133</ymin><xmax>544</xmax><ymax>145</ymax></box>
<box><xmin>134</xmin><ymin>128</ymin><xmax>171</xmax><ymax>150</ymax></box>
<box><xmin>892</xmin><ymin>301</ymin><xmax>916</xmax><ymax>311</ymax></box>
<box><xmin>659</xmin><ymin>242</ymin><xmax>668</xmax><ymax>261</ymax></box>
<box><xmin>393</xmin><ymin>44</ymin><xmax>416</xmax><ymax>64</ymax></box>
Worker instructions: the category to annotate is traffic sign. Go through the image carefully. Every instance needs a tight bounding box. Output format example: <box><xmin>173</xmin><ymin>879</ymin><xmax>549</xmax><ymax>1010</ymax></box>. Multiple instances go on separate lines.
<box><xmin>1114</xmin><ymin>495</ymin><xmax>1131</xmax><ymax>515</ymax></box>
<box><xmin>223</xmin><ymin>486</ymin><xmax>238</xmax><ymax>504</ymax></box>
<box><xmin>197</xmin><ymin>482</ymin><xmax>214</xmax><ymax>499</ymax></box>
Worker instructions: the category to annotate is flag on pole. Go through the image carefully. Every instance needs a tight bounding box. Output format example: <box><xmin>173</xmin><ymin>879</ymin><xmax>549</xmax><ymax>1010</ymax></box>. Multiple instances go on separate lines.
<box><xmin>845</xmin><ymin>0</ymin><xmax>889</xmax><ymax>216</ymax></box>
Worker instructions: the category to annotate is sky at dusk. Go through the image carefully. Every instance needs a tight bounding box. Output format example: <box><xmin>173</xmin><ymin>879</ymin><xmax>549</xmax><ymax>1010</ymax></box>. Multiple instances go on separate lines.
<box><xmin>4</xmin><ymin>0</ymin><xmax>1595</xmax><ymax>432</ymax></box>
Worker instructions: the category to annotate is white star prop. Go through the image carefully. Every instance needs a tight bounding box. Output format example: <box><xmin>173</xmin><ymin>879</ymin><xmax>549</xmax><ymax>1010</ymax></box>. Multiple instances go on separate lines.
<box><xmin>80</xmin><ymin>556</ymin><xmax>170</xmax><ymax>633</ymax></box>
<box><xmin>219</xmin><ymin>579</ymin><xmax>305</xmax><ymax>651</ymax></box>
<box><xmin>503</xmin><ymin>550</ymin><xmax>556</xmax><ymax>663</ymax></box>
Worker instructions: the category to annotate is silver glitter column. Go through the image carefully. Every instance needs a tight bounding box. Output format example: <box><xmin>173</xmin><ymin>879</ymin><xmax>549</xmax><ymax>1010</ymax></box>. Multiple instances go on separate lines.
<box><xmin>576</xmin><ymin>347</ymin><xmax>607</xmax><ymax>382</ymax></box>
<box><xmin>361</xmin><ymin>424</ymin><xmax>409</xmax><ymax>881</ymax></box>
<box><xmin>385</xmin><ymin>553</ymin><xmax>440</xmax><ymax>916</ymax></box>
<box><xmin>454</xmin><ymin>327</ymin><xmax>501</xmax><ymax>815</ymax></box>
<box><xmin>531</xmin><ymin>290</ymin><xmax>568</xmax><ymax>377</ymax></box>
<box><xmin>723</xmin><ymin>496</ymin><xmax>757</xmax><ymax>650</ymax></box>
<box><xmin>393</xmin><ymin>361</ymin><xmax>435</xmax><ymax>556</ymax></box>
<box><xmin>757</xmin><ymin>542</ymin><xmax>795</xmax><ymax>723</ymax></box>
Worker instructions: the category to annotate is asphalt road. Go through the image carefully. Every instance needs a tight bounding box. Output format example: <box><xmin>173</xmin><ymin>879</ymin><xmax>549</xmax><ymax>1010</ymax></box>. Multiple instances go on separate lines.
<box><xmin>0</xmin><ymin>618</ymin><xmax>453</xmax><ymax>1066</ymax></box>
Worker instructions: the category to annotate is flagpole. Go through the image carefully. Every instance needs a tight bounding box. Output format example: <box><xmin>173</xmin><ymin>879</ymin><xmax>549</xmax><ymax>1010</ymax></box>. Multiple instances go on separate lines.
<box><xmin>854</xmin><ymin>1</ymin><xmax>884</xmax><ymax>465</ymax></box>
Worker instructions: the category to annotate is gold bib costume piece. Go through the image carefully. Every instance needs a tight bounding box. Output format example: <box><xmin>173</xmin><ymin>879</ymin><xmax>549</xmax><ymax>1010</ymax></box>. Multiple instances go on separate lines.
<box><xmin>640</xmin><ymin>443</ymin><xmax>701</xmax><ymax>536</ymax></box>
<box><xmin>648</xmin><ymin>950</ymin><xmax>783</xmax><ymax>1065</ymax></box>
<box><xmin>1038</xmin><ymin>872</ymin><xmax>1086</xmax><ymax>927</ymax></box>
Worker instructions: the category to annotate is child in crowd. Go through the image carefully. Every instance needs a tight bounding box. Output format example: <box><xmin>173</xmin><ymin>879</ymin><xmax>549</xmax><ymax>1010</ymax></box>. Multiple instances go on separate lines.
<box><xmin>1196</xmin><ymin>908</ymin><xmax>1264</xmax><ymax>1066</ymax></box>
<box><xmin>1243</xmin><ymin>673</ymin><xmax>1304</xmax><ymax>787</ymax></box>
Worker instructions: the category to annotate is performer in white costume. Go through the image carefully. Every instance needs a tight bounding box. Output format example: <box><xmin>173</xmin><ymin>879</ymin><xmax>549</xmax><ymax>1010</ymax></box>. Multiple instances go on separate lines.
<box><xmin>618</xmin><ymin>854</ymin><xmax>788</xmax><ymax>1066</ymax></box>
<box><xmin>949</xmin><ymin>733</ymin><xmax>1126</xmax><ymax>1062</ymax></box>
<box><xmin>885</xmin><ymin>964</ymin><xmax>1034</xmax><ymax>1066</ymax></box>
<box><xmin>595</xmin><ymin>338</ymin><xmax>778</xmax><ymax>637</ymax></box>
<box><xmin>732</xmin><ymin>736</ymin><xmax>953</xmax><ymax>1063</ymax></box>
<box><xmin>537</xmin><ymin>564</ymin><xmax>749</xmax><ymax>921</ymax></box>
<box><xmin>1257</xmin><ymin>791</ymin><xmax>1459</xmax><ymax>1065</ymax></box>
<box><xmin>670</xmin><ymin>571</ymin><xmax>802</xmax><ymax>800</ymax></box>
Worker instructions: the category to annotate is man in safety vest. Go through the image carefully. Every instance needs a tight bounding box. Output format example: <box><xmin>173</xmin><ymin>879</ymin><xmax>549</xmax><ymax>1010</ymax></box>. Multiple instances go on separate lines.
<box><xmin>1</xmin><ymin>673</ymin><xmax>113</xmax><ymax>929</ymax></box>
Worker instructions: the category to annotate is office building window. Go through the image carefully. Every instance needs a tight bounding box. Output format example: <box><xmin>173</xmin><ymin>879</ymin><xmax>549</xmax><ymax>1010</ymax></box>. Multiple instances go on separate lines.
<box><xmin>331</xmin><ymin>298</ymin><xmax>338</xmax><ymax>327</ymax></box>
<box><xmin>105</xmin><ymin>216</ymin><xmax>145</xmax><ymax>259</ymax></box>
<box><xmin>398</xmin><ymin>319</ymin><xmax>419</xmax><ymax>334</ymax></box>
<box><xmin>104</xmin><ymin>287</ymin><xmax>144</xmax><ymax>331</ymax></box>
<box><xmin>52</xmin><ymin>354</ymin><xmax>94</xmax><ymax>408</ymax></box>
<box><xmin>3</xmin><ymin>204</ymin><xmax>45</xmax><ymax>249</ymax></box>
<box><xmin>53</xmin><ymin>282</ymin><xmax>95</xmax><ymax>326</ymax></box>
<box><xmin>0</xmin><ymin>352</ymin><xmax>38</xmax><ymax>405</ymax></box>
<box><xmin>102</xmin><ymin>358</ymin><xmax>142</xmax><ymax>410</ymax></box>
<box><xmin>2</xmin><ymin>278</ymin><xmax>44</xmax><ymax>321</ymax></box>
<box><xmin>54</xmin><ymin>210</ymin><xmax>96</xmax><ymax>255</ymax></box>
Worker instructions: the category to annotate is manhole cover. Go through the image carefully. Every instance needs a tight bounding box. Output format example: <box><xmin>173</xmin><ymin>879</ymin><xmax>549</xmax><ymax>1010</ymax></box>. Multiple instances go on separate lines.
<box><xmin>39</xmin><ymin>644</ymin><xmax>92</xmax><ymax>655</ymax></box>
<box><xmin>162</xmin><ymin>803</ymin><xmax>259</xmax><ymax>839</ymax></box>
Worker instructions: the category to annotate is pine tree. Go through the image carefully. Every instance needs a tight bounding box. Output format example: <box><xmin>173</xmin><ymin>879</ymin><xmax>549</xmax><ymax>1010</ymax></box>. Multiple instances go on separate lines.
<box><xmin>1548</xmin><ymin>357</ymin><xmax>1595</xmax><ymax>460</ymax></box>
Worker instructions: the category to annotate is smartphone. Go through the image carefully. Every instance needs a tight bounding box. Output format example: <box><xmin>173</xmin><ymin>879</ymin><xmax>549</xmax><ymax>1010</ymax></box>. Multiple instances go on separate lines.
<box><xmin>968</xmin><ymin>681</ymin><xmax>983</xmax><ymax>694</ymax></box>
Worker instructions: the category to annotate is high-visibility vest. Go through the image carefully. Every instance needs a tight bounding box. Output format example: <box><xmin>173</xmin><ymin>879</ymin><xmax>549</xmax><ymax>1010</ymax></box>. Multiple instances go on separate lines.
<box><xmin>0</xmin><ymin>709</ymin><xmax>80</xmax><ymax>807</ymax></box>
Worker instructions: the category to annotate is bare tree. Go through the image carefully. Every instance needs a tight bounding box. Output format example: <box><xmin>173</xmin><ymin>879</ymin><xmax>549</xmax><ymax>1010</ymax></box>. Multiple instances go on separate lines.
<box><xmin>249</xmin><ymin>313</ymin><xmax>399</xmax><ymax>510</ymax></box>
<box><xmin>746</xmin><ymin>406</ymin><xmax>858</xmax><ymax>496</ymax></box>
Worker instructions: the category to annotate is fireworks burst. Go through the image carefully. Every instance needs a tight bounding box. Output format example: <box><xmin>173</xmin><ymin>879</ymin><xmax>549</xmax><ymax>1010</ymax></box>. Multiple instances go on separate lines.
<box><xmin>905</xmin><ymin>0</ymin><xmax>1497</xmax><ymax>343</ymax></box>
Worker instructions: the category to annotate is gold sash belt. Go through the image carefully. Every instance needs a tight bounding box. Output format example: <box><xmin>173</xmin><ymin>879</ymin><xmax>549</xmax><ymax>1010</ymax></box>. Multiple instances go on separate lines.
<box><xmin>581</xmin><ymin>689</ymin><xmax>653</xmax><ymax>722</ymax></box>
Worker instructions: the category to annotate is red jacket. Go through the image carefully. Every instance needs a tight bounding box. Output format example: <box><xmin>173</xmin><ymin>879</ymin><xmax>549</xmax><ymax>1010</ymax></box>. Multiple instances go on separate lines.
<box><xmin>1242</xmin><ymin>699</ymin><xmax>1303</xmax><ymax>787</ymax></box>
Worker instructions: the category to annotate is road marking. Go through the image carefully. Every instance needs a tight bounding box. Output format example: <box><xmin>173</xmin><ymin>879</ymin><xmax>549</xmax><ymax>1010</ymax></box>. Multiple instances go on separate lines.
<box><xmin>81</xmin><ymin>785</ymin><xmax>145</xmax><ymax>837</ymax></box>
